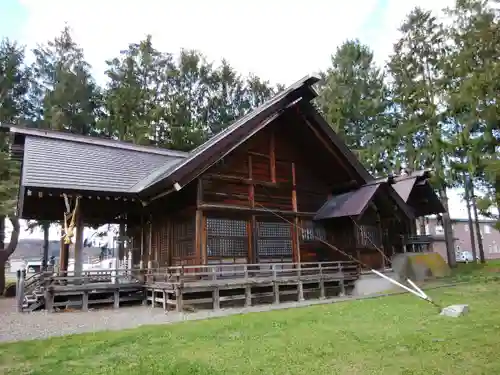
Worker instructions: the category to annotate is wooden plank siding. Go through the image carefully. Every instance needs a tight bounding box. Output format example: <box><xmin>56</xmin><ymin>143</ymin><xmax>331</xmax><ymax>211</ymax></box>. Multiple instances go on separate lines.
<box><xmin>138</xmin><ymin>113</ymin><xmax>407</xmax><ymax>270</ymax></box>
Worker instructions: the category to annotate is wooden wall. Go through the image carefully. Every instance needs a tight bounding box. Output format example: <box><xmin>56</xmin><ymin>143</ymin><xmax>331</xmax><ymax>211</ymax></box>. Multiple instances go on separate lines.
<box><xmin>135</xmin><ymin>111</ymin><xmax>409</xmax><ymax>269</ymax></box>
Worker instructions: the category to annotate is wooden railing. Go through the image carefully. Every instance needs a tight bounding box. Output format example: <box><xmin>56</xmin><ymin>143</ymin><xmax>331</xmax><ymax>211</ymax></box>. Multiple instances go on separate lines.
<box><xmin>144</xmin><ymin>261</ymin><xmax>360</xmax><ymax>285</ymax></box>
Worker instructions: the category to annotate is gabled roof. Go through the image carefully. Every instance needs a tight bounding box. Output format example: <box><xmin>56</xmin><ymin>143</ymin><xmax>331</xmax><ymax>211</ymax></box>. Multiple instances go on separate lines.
<box><xmin>136</xmin><ymin>75</ymin><xmax>327</xmax><ymax>196</ymax></box>
<box><xmin>314</xmin><ymin>184</ymin><xmax>381</xmax><ymax>220</ymax></box>
<box><xmin>375</xmin><ymin>170</ymin><xmax>445</xmax><ymax>216</ymax></box>
<box><xmin>7</xmin><ymin>126</ymin><xmax>187</xmax><ymax>193</ymax></box>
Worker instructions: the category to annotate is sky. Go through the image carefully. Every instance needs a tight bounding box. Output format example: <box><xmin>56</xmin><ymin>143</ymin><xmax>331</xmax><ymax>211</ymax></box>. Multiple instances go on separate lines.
<box><xmin>1</xmin><ymin>0</ymin><xmax>474</xmax><ymax>241</ymax></box>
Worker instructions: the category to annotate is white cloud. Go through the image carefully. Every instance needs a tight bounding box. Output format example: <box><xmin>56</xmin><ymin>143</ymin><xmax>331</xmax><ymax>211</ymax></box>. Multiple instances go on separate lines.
<box><xmin>19</xmin><ymin>0</ymin><xmax>383</xmax><ymax>85</ymax></box>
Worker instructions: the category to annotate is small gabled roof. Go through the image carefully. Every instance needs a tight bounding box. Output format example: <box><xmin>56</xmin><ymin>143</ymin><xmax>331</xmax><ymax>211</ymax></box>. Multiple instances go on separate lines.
<box><xmin>314</xmin><ymin>184</ymin><xmax>381</xmax><ymax>220</ymax></box>
<box><xmin>375</xmin><ymin>170</ymin><xmax>445</xmax><ymax>216</ymax></box>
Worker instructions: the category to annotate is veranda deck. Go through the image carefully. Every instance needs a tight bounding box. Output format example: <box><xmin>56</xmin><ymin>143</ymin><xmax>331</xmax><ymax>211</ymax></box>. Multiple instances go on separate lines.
<box><xmin>18</xmin><ymin>261</ymin><xmax>360</xmax><ymax>312</ymax></box>
<box><xmin>19</xmin><ymin>269</ymin><xmax>144</xmax><ymax>312</ymax></box>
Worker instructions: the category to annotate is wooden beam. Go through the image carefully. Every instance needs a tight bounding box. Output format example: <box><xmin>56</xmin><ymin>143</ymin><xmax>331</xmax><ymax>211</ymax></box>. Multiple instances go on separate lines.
<box><xmin>203</xmin><ymin>173</ymin><xmax>289</xmax><ymax>188</ymax></box>
<box><xmin>270</xmin><ymin>131</ymin><xmax>276</xmax><ymax>183</ymax></box>
<box><xmin>198</xmin><ymin>203</ymin><xmax>315</xmax><ymax>217</ymax></box>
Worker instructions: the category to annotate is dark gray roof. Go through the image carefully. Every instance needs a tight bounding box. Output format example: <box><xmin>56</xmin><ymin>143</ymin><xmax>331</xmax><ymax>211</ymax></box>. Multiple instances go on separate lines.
<box><xmin>314</xmin><ymin>184</ymin><xmax>381</xmax><ymax>220</ymax></box>
<box><xmin>15</xmin><ymin>130</ymin><xmax>186</xmax><ymax>193</ymax></box>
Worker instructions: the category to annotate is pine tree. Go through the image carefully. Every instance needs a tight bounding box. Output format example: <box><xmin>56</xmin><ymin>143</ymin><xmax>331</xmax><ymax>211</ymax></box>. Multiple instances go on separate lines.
<box><xmin>387</xmin><ymin>8</ymin><xmax>457</xmax><ymax>266</ymax></box>
<box><xmin>0</xmin><ymin>38</ymin><xmax>31</xmax><ymax>293</ymax></box>
<box><xmin>444</xmin><ymin>0</ymin><xmax>500</xmax><ymax>254</ymax></box>
<box><xmin>31</xmin><ymin>26</ymin><xmax>101</xmax><ymax>134</ymax></box>
<box><xmin>317</xmin><ymin>40</ymin><xmax>395</xmax><ymax>176</ymax></box>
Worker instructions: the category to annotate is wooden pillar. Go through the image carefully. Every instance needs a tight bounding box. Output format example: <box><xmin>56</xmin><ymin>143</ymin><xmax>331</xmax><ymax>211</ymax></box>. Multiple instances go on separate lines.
<box><xmin>140</xmin><ymin>214</ymin><xmax>144</xmax><ymax>268</ymax></box>
<box><xmin>74</xmin><ymin>214</ymin><xmax>84</xmax><ymax>278</ymax></box>
<box><xmin>376</xmin><ymin>210</ymin><xmax>385</xmax><ymax>270</ymax></box>
<box><xmin>291</xmin><ymin>162</ymin><xmax>301</xmax><ymax>264</ymax></box>
<box><xmin>248</xmin><ymin>155</ymin><xmax>256</xmax><ymax>264</ymax></box>
<box><xmin>195</xmin><ymin>178</ymin><xmax>204</xmax><ymax>265</ymax></box>
<box><xmin>59</xmin><ymin>234</ymin><xmax>69</xmax><ymax>275</ymax></box>
<box><xmin>118</xmin><ymin>219</ymin><xmax>126</xmax><ymax>260</ymax></box>
<box><xmin>148</xmin><ymin>217</ymin><xmax>153</xmax><ymax>266</ymax></box>
<box><xmin>269</xmin><ymin>131</ymin><xmax>276</xmax><ymax>183</ymax></box>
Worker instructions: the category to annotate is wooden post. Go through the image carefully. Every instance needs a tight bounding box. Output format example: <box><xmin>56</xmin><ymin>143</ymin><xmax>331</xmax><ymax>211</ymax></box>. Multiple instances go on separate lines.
<box><xmin>148</xmin><ymin>217</ymin><xmax>153</xmax><ymax>264</ymax></box>
<box><xmin>248</xmin><ymin>155</ymin><xmax>256</xmax><ymax>264</ymax></box>
<box><xmin>319</xmin><ymin>264</ymin><xmax>325</xmax><ymax>299</ymax></box>
<box><xmin>114</xmin><ymin>289</ymin><xmax>120</xmax><ymax>309</ymax></box>
<box><xmin>297</xmin><ymin>265</ymin><xmax>304</xmax><ymax>301</ymax></box>
<box><xmin>245</xmin><ymin>285</ymin><xmax>252</xmax><ymax>307</ymax></box>
<box><xmin>140</xmin><ymin>214</ymin><xmax>144</xmax><ymax>267</ymax></box>
<box><xmin>339</xmin><ymin>263</ymin><xmax>346</xmax><ymax>296</ymax></box>
<box><xmin>272</xmin><ymin>265</ymin><xmax>279</xmax><ymax>304</ymax></box>
<box><xmin>213</xmin><ymin>287</ymin><xmax>220</xmax><ymax>310</ymax></box>
<box><xmin>44</xmin><ymin>289</ymin><xmax>53</xmax><ymax>313</ymax></box>
<box><xmin>195</xmin><ymin>178</ymin><xmax>204</xmax><ymax>265</ymax></box>
<box><xmin>59</xmin><ymin>235</ymin><xmax>70</xmax><ymax>276</ymax></box>
<box><xmin>118</xmin><ymin>220</ymin><xmax>126</xmax><ymax>261</ymax></box>
<box><xmin>74</xmin><ymin>214</ymin><xmax>84</xmax><ymax>281</ymax></box>
<box><xmin>162</xmin><ymin>290</ymin><xmax>167</xmax><ymax>310</ymax></box>
<box><xmin>376</xmin><ymin>210</ymin><xmax>386</xmax><ymax>270</ymax></box>
<box><xmin>291</xmin><ymin>162</ymin><xmax>301</xmax><ymax>264</ymax></box>
<box><xmin>175</xmin><ymin>285</ymin><xmax>183</xmax><ymax>312</ymax></box>
<box><xmin>82</xmin><ymin>291</ymin><xmax>89</xmax><ymax>312</ymax></box>
<box><xmin>16</xmin><ymin>270</ymin><xmax>24</xmax><ymax>312</ymax></box>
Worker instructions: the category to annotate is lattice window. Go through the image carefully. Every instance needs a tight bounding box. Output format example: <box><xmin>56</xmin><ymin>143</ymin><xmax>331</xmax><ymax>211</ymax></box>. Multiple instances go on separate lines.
<box><xmin>206</xmin><ymin>218</ymin><xmax>248</xmax><ymax>257</ymax></box>
<box><xmin>257</xmin><ymin>221</ymin><xmax>292</xmax><ymax>257</ymax></box>
<box><xmin>356</xmin><ymin>225</ymin><xmax>381</xmax><ymax>248</ymax></box>
<box><xmin>300</xmin><ymin>220</ymin><xmax>326</xmax><ymax>242</ymax></box>
<box><xmin>172</xmin><ymin>218</ymin><xmax>195</xmax><ymax>258</ymax></box>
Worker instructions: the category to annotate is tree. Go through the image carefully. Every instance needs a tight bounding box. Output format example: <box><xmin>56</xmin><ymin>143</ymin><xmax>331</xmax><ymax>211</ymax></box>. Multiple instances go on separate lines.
<box><xmin>31</xmin><ymin>26</ymin><xmax>102</xmax><ymax>134</ymax></box>
<box><xmin>101</xmin><ymin>35</ymin><xmax>174</xmax><ymax>145</ymax></box>
<box><xmin>316</xmin><ymin>40</ymin><xmax>395</xmax><ymax>176</ymax></box>
<box><xmin>0</xmin><ymin>38</ymin><xmax>30</xmax><ymax>292</ymax></box>
<box><xmin>444</xmin><ymin>0</ymin><xmax>500</xmax><ymax>237</ymax></box>
<box><xmin>387</xmin><ymin>8</ymin><xmax>457</xmax><ymax>266</ymax></box>
<box><xmin>102</xmin><ymin>37</ymin><xmax>282</xmax><ymax>152</ymax></box>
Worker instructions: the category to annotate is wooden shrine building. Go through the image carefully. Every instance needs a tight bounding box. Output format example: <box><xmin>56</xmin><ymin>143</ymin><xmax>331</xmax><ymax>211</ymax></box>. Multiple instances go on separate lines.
<box><xmin>4</xmin><ymin>75</ymin><xmax>446</xmax><ymax>275</ymax></box>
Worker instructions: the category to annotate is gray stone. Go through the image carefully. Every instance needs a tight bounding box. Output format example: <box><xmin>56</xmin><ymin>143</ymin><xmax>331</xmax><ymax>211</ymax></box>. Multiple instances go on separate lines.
<box><xmin>440</xmin><ymin>304</ymin><xmax>470</xmax><ymax>317</ymax></box>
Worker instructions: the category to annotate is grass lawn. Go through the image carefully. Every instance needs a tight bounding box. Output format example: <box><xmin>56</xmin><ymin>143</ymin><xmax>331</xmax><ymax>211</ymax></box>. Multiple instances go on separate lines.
<box><xmin>1</xmin><ymin>266</ymin><xmax>500</xmax><ymax>374</ymax></box>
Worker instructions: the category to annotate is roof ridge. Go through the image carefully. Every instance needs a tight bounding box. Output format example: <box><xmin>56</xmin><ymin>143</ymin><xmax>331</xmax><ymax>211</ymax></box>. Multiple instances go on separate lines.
<box><xmin>4</xmin><ymin>125</ymin><xmax>189</xmax><ymax>158</ymax></box>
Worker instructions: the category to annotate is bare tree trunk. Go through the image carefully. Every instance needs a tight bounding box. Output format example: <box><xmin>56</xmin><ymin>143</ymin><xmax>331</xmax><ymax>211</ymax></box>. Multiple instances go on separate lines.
<box><xmin>0</xmin><ymin>216</ymin><xmax>20</xmax><ymax>294</ymax></box>
<box><xmin>470</xmin><ymin>181</ymin><xmax>485</xmax><ymax>263</ymax></box>
<box><xmin>439</xmin><ymin>189</ymin><xmax>457</xmax><ymax>268</ymax></box>
<box><xmin>464</xmin><ymin>173</ymin><xmax>477</xmax><ymax>261</ymax></box>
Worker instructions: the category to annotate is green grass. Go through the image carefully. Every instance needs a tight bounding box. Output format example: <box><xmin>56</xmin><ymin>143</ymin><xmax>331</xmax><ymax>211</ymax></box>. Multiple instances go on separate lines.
<box><xmin>1</xmin><ymin>265</ymin><xmax>499</xmax><ymax>375</ymax></box>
